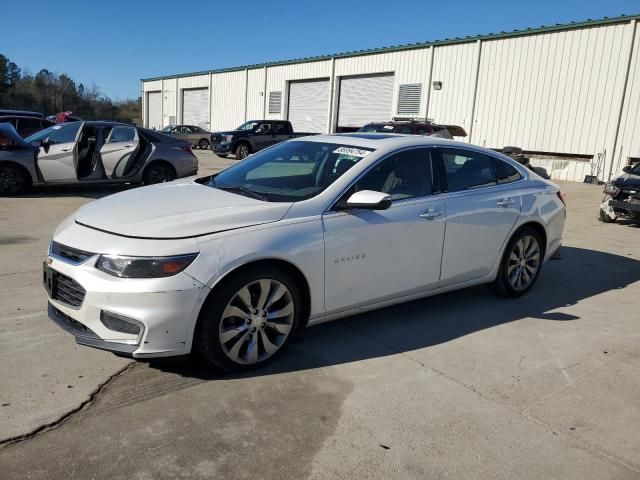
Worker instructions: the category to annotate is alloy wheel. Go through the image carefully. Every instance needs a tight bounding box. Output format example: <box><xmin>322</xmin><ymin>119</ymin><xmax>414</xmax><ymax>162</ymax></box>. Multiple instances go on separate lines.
<box><xmin>238</xmin><ymin>145</ymin><xmax>249</xmax><ymax>159</ymax></box>
<box><xmin>146</xmin><ymin>164</ymin><xmax>174</xmax><ymax>184</ymax></box>
<box><xmin>218</xmin><ymin>279</ymin><xmax>294</xmax><ymax>365</ymax></box>
<box><xmin>507</xmin><ymin>235</ymin><xmax>540</xmax><ymax>291</ymax></box>
<box><xmin>0</xmin><ymin>166</ymin><xmax>25</xmax><ymax>195</ymax></box>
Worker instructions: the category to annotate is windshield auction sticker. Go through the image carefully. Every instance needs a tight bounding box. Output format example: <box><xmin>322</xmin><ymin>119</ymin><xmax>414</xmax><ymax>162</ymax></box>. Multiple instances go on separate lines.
<box><xmin>333</xmin><ymin>147</ymin><xmax>372</xmax><ymax>157</ymax></box>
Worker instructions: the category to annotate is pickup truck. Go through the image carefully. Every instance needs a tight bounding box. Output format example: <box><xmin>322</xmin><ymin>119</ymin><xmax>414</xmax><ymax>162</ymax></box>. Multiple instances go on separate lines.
<box><xmin>211</xmin><ymin>120</ymin><xmax>317</xmax><ymax>159</ymax></box>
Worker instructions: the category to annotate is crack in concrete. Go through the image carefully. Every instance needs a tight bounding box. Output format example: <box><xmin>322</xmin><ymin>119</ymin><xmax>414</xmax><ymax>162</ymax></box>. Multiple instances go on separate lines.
<box><xmin>0</xmin><ymin>362</ymin><xmax>135</xmax><ymax>448</ymax></box>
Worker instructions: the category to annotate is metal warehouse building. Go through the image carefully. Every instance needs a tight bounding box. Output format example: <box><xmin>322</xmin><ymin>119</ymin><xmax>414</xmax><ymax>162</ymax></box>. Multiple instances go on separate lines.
<box><xmin>142</xmin><ymin>15</ymin><xmax>640</xmax><ymax>182</ymax></box>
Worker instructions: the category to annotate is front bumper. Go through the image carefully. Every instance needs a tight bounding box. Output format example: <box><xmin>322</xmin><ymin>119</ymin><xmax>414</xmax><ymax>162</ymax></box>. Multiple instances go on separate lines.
<box><xmin>212</xmin><ymin>143</ymin><xmax>232</xmax><ymax>154</ymax></box>
<box><xmin>44</xmin><ymin>254</ymin><xmax>208</xmax><ymax>358</ymax></box>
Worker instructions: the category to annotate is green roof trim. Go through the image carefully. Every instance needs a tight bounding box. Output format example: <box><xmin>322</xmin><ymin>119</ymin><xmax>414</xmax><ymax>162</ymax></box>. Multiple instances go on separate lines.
<box><xmin>141</xmin><ymin>14</ymin><xmax>640</xmax><ymax>82</ymax></box>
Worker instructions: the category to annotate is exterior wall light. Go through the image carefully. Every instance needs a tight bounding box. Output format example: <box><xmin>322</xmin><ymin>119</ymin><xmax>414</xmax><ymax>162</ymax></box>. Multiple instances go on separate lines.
<box><xmin>432</xmin><ymin>81</ymin><xmax>443</xmax><ymax>90</ymax></box>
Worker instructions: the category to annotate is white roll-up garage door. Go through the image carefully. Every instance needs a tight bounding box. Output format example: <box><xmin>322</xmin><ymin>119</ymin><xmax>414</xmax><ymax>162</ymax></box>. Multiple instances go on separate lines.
<box><xmin>337</xmin><ymin>73</ymin><xmax>394</xmax><ymax>129</ymax></box>
<box><xmin>182</xmin><ymin>88</ymin><xmax>209</xmax><ymax>129</ymax></box>
<box><xmin>147</xmin><ymin>91</ymin><xmax>162</xmax><ymax>130</ymax></box>
<box><xmin>288</xmin><ymin>79</ymin><xmax>329</xmax><ymax>133</ymax></box>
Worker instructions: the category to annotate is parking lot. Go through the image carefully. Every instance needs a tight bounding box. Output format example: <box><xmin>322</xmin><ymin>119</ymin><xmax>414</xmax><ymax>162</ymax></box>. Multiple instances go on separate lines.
<box><xmin>0</xmin><ymin>149</ymin><xmax>639</xmax><ymax>479</ymax></box>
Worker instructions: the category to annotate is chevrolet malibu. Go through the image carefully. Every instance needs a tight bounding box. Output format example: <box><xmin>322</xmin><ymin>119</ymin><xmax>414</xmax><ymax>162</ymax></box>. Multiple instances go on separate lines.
<box><xmin>44</xmin><ymin>134</ymin><xmax>566</xmax><ymax>371</ymax></box>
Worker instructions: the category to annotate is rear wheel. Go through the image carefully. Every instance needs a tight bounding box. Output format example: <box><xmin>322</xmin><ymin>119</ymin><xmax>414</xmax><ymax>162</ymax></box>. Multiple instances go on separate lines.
<box><xmin>490</xmin><ymin>226</ymin><xmax>543</xmax><ymax>297</ymax></box>
<box><xmin>195</xmin><ymin>266</ymin><xmax>301</xmax><ymax>372</ymax></box>
<box><xmin>198</xmin><ymin>138</ymin><xmax>210</xmax><ymax>150</ymax></box>
<box><xmin>143</xmin><ymin>162</ymin><xmax>176</xmax><ymax>185</ymax></box>
<box><xmin>235</xmin><ymin>143</ymin><xmax>250</xmax><ymax>160</ymax></box>
<box><xmin>0</xmin><ymin>164</ymin><xmax>31</xmax><ymax>195</ymax></box>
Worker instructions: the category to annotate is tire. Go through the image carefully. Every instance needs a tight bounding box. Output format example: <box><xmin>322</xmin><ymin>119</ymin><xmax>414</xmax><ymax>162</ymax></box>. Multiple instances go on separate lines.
<box><xmin>235</xmin><ymin>143</ymin><xmax>250</xmax><ymax>160</ymax></box>
<box><xmin>490</xmin><ymin>226</ymin><xmax>544</xmax><ymax>298</ymax></box>
<box><xmin>598</xmin><ymin>208</ymin><xmax>616</xmax><ymax>223</ymax></box>
<box><xmin>195</xmin><ymin>266</ymin><xmax>302</xmax><ymax>372</ymax></box>
<box><xmin>0</xmin><ymin>164</ymin><xmax>31</xmax><ymax>195</ymax></box>
<box><xmin>198</xmin><ymin>138</ymin><xmax>210</xmax><ymax>150</ymax></box>
<box><xmin>143</xmin><ymin>162</ymin><xmax>176</xmax><ymax>185</ymax></box>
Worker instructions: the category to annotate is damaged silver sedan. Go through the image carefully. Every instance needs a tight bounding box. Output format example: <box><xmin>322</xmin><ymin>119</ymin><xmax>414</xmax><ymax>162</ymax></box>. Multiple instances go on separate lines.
<box><xmin>0</xmin><ymin>121</ymin><xmax>198</xmax><ymax>195</ymax></box>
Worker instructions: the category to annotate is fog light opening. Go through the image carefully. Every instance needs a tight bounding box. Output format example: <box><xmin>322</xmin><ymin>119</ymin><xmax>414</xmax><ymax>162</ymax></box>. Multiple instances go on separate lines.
<box><xmin>100</xmin><ymin>310</ymin><xmax>144</xmax><ymax>337</ymax></box>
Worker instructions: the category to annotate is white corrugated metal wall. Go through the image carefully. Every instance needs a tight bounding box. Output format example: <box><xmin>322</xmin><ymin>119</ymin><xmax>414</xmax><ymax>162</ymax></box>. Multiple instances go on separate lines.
<box><xmin>142</xmin><ymin>16</ymin><xmax>640</xmax><ymax>181</ymax></box>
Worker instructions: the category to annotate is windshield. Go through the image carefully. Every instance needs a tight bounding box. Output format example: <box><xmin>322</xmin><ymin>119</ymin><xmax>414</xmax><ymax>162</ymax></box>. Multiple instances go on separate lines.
<box><xmin>630</xmin><ymin>162</ymin><xmax>640</xmax><ymax>175</ymax></box>
<box><xmin>25</xmin><ymin>125</ymin><xmax>57</xmax><ymax>142</ymax></box>
<box><xmin>161</xmin><ymin>126</ymin><xmax>173</xmax><ymax>132</ymax></box>
<box><xmin>236</xmin><ymin>121</ymin><xmax>260</xmax><ymax>131</ymax></box>
<box><xmin>203</xmin><ymin>141</ymin><xmax>374</xmax><ymax>202</ymax></box>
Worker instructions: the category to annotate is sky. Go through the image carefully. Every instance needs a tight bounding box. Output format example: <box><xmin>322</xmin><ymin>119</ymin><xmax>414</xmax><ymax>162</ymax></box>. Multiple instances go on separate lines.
<box><xmin>1</xmin><ymin>0</ymin><xmax>638</xmax><ymax>100</ymax></box>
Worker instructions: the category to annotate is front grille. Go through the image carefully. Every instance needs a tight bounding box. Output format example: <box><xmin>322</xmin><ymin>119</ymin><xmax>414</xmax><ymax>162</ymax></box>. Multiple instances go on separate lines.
<box><xmin>51</xmin><ymin>242</ymin><xmax>94</xmax><ymax>264</ymax></box>
<box><xmin>211</xmin><ymin>134</ymin><xmax>222</xmax><ymax>144</ymax></box>
<box><xmin>54</xmin><ymin>272</ymin><xmax>86</xmax><ymax>307</ymax></box>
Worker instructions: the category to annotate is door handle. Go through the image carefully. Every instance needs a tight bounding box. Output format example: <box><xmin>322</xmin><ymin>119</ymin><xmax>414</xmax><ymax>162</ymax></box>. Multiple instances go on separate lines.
<box><xmin>124</xmin><ymin>144</ymin><xmax>133</xmax><ymax>148</ymax></box>
<box><xmin>61</xmin><ymin>147</ymin><xmax>72</xmax><ymax>152</ymax></box>
<box><xmin>420</xmin><ymin>208</ymin><xmax>444</xmax><ymax>220</ymax></box>
<box><xmin>496</xmin><ymin>198</ymin><xmax>516</xmax><ymax>207</ymax></box>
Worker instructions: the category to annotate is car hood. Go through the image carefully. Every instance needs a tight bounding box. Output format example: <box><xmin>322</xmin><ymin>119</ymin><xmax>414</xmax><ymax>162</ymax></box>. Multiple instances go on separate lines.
<box><xmin>74</xmin><ymin>179</ymin><xmax>293</xmax><ymax>239</ymax></box>
<box><xmin>613</xmin><ymin>172</ymin><xmax>640</xmax><ymax>189</ymax></box>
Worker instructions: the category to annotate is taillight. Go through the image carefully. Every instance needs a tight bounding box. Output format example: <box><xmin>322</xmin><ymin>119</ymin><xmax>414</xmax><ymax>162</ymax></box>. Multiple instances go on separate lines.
<box><xmin>180</xmin><ymin>146</ymin><xmax>195</xmax><ymax>156</ymax></box>
<box><xmin>557</xmin><ymin>191</ymin><xmax>566</xmax><ymax>206</ymax></box>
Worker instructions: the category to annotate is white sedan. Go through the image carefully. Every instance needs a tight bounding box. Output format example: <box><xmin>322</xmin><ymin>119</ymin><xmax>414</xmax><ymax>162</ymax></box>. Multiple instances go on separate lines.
<box><xmin>44</xmin><ymin>134</ymin><xmax>566</xmax><ymax>371</ymax></box>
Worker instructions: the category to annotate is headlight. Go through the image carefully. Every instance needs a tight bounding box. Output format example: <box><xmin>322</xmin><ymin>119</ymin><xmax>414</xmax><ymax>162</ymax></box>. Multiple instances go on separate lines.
<box><xmin>96</xmin><ymin>253</ymin><xmax>198</xmax><ymax>278</ymax></box>
<box><xmin>223</xmin><ymin>135</ymin><xmax>234</xmax><ymax>142</ymax></box>
<box><xmin>603</xmin><ymin>182</ymin><xmax>620</xmax><ymax>195</ymax></box>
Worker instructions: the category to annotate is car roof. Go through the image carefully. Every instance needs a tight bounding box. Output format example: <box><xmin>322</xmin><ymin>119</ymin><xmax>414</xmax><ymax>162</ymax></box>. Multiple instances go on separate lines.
<box><xmin>0</xmin><ymin>115</ymin><xmax>50</xmax><ymax>121</ymax></box>
<box><xmin>296</xmin><ymin>133</ymin><xmax>473</xmax><ymax>150</ymax></box>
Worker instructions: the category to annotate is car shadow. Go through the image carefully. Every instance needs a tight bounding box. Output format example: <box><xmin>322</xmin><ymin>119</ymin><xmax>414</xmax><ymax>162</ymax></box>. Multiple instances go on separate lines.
<box><xmin>15</xmin><ymin>183</ymin><xmax>138</xmax><ymax>199</ymax></box>
<box><xmin>147</xmin><ymin>246</ymin><xmax>640</xmax><ymax>381</ymax></box>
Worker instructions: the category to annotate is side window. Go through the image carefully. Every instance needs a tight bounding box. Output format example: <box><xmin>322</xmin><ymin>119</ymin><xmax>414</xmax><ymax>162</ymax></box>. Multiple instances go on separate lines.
<box><xmin>493</xmin><ymin>158</ymin><xmax>522</xmax><ymax>184</ymax></box>
<box><xmin>353</xmin><ymin>148</ymin><xmax>432</xmax><ymax>201</ymax></box>
<box><xmin>48</xmin><ymin>123</ymin><xmax>81</xmax><ymax>145</ymax></box>
<box><xmin>108</xmin><ymin>126</ymin><xmax>136</xmax><ymax>143</ymax></box>
<box><xmin>257</xmin><ymin>122</ymin><xmax>272</xmax><ymax>134</ymax></box>
<box><xmin>440</xmin><ymin>148</ymin><xmax>497</xmax><ymax>192</ymax></box>
<box><xmin>17</xmin><ymin>118</ymin><xmax>42</xmax><ymax>137</ymax></box>
<box><xmin>273</xmin><ymin>123</ymin><xmax>288</xmax><ymax>135</ymax></box>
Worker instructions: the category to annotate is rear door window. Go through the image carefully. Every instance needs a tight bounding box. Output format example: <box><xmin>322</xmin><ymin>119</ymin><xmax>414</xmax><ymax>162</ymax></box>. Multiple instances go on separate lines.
<box><xmin>438</xmin><ymin>148</ymin><xmax>497</xmax><ymax>192</ymax></box>
<box><xmin>108</xmin><ymin>126</ymin><xmax>136</xmax><ymax>143</ymax></box>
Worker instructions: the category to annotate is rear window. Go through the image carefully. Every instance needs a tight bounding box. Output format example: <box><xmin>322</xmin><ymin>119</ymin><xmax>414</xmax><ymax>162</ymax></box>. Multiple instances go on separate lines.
<box><xmin>439</xmin><ymin>148</ymin><xmax>497</xmax><ymax>192</ymax></box>
<box><xmin>493</xmin><ymin>158</ymin><xmax>522</xmax><ymax>184</ymax></box>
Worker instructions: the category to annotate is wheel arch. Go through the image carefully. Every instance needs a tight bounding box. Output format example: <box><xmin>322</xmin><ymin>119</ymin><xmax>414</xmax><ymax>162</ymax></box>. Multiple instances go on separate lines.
<box><xmin>516</xmin><ymin>220</ymin><xmax>548</xmax><ymax>257</ymax></box>
<box><xmin>0</xmin><ymin>160</ymin><xmax>35</xmax><ymax>188</ymax></box>
<box><xmin>196</xmin><ymin>257</ymin><xmax>312</xmax><ymax>334</ymax></box>
<box><xmin>142</xmin><ymin>159</ymin><xmax>177</xmax><ymax>180</ymax></box>
<box><xmin>233</xmin><ymin>139</ymin><xmax>252</xmax><ymax>153</ymax></box>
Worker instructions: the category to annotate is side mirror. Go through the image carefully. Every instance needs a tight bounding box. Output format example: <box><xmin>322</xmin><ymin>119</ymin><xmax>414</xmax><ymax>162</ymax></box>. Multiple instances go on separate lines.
<box><xmin>622</xmin><ymin>165</ymin><xmax>632</xmax><ymax>173</ymax></box>
<box><xmin>342</xmin><ymin>190</ymin><xmax>392</xmax><ymax>210</ymax></box>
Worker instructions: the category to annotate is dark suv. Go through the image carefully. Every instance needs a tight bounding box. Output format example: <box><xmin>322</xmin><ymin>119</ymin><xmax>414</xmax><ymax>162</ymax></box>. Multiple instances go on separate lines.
<box><xmin>358</xmin><ymin>120</ymin><xmax>467</xmax><ymax>139</ymax></box>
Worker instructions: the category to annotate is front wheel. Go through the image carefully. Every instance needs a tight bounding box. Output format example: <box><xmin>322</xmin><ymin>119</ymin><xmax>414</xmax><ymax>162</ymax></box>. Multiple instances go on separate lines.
<box><xmin>0</xmin><ymin>164</ymin><xmax>31</xmax><ymax>195</ymax></box>
<box><xmin>598</xmin><ymin>208</ymin><xmax>616</xmax><ymax>223</ymax></box>
<box><xmin>198</xmin><ymin>138</ymin><xmax>210</xmax><ymax>150</ymax></box>
<box><xmin>490</xmin><ymin>226</ymin><xmax>543</xmax><ymax>297</ymax></box>
<box><xmin>235</xmin><ymin>143</ymin><xmax>250</xmax><ymax>160</ymax></box>
<box><xmin>195</xmin><ymin>266</ymin><xmax>301</xmax><ymax>371</ymax></box>
<box><xmin>143</xmin><ymin>162</ymin><xmax>176</xmax><ymax>185</ymax></box>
